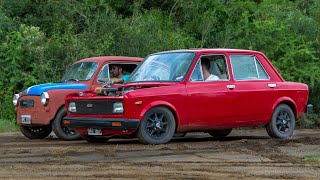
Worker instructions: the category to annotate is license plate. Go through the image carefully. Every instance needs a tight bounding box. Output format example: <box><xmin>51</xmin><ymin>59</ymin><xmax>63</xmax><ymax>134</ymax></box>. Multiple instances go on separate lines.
<box><xmin>88</xmin><ymin>128</ymin><xmax>102</xmax><ymax>135</ymax></box>
<box><xmin>21</xmin><ymin>115</ymin><xmax>31</xmax><ymax>124</ymax></box>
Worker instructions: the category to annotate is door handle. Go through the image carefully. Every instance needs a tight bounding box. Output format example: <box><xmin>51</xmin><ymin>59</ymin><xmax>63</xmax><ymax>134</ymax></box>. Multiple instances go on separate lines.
<box><xmin>227</xmin><ymin>85</ymin><xmax>235</xmax><ymax>89</ymax></box>
<box><xmin>268</xmin><ymin>83</ymin><xmax>276</xmax><ymax>88</ymax></box>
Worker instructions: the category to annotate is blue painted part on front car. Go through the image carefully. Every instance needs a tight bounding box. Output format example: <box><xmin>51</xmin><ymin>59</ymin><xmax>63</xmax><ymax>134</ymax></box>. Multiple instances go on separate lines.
<box><xmin>23</xmin><ymin>83</ymin><xmax>87</xmax><ymax>96</ymax></box>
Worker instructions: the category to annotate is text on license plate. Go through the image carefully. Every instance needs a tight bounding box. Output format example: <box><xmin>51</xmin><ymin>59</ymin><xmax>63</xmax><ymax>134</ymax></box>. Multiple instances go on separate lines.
<box><xmin>88</xmin><ymin>128</ymin><xmax>102</xmax><ymax>135</ymax></box>
<box><xmin>21</xmin><ymin>115</ymin><xmax>31</xmax><ymax>124</ymax></box>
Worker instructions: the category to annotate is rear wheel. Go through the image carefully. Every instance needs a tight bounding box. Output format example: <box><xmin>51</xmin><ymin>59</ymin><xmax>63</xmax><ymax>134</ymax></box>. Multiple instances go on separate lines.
<box><xmin>52</xmin><ymin>107</ymin><xmax>81</xmax><ymax>140</ymax></box>
<box><xmin>81</xmin><ymin>135</ymin><xmax>109</xmax><ymax>143</ymax></box>
<box><xmin>20</xmin><ymin>125</ymin><xmax>52</xmax><ymax>139</ymax></box>
<box><xmin>137</xmin><ymin>107</ymin><xmax>176</xmax><ymax>145</ymax></box>
<box><xmin>266</xmin><ymin>104</ymin><xmax>295</xmax><ymax>139</ymax></box>
<box><xmin>208</xmin><ymin>129</ymin><xmax>232</xmax><ymax>138</ymax></box>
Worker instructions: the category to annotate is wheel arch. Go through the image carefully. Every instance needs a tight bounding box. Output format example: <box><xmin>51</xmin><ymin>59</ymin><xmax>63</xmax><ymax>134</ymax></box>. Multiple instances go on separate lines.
<box><xmin>272</xmin><ymin>97</ymin><xmax>297</xmax><ymax>118</ymax></box>
<box><xmin>139</xmin><ymin>101</ymin><xmax>180</xmax><ymax>131</ymax></box>
<box><xmin>46</xmin><ymin>89</ymin><xmax>79</xmax><ymax>125</ymax></box>
<box><xmin>51</xmin><ymin>104</ymin><xmax>66</xmax><ymax>124</ymax></box>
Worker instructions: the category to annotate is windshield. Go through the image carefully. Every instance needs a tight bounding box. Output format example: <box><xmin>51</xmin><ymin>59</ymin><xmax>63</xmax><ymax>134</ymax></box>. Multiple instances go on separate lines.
<box><xmin>62</xmin><ymin>62</ymin><xmax>98</xmax><ymax>82</ymax></box>
<box><xmin>127</xmin><ymin>52</ymin><xmax>195</xmax><ymax>82</ymax></box>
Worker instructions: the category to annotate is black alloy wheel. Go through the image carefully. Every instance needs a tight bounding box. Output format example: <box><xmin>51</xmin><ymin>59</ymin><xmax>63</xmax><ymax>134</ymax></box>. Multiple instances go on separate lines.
<box><xmin>52</xmin><ymin>107</ymin><xmax>81</xmax><ymax>140</ymax></box>
<box><xmin>266</xmin><ymin>104</ymin><xmax>295</xmax><ymax>139</ymax></box>
<box><xmin>19</xmin><ymin>125</ymin><xmax>52</xmax><ymax>139</ymax></box>
<box><xmin>137</xmin><ymin>107</ymin><xmax>176</xmax><ymax>145</ymax></box>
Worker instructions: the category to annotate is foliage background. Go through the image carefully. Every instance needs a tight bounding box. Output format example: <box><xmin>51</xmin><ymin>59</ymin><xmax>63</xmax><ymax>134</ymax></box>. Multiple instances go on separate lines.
<box><xmin>0</xmin><ymin>0</ymin><xmax>319</xmax><ymax>127</ymax></box>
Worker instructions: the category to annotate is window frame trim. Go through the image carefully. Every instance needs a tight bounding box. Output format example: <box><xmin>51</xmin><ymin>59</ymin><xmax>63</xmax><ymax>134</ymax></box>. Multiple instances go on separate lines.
<box><xmin>189</xmin><ymin>54</ymin><xmax>230</xmax><ymax>83</ymax></box>
<box><xmin>97</xmin><ymin>63</ymin><xmax>139</xmax><ymax>84</ymax></box>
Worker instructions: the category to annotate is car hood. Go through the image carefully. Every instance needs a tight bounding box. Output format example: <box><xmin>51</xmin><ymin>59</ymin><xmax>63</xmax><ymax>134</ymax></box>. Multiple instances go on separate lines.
<box><xmin>21</xmin><ymin>82</ymin><xmax>87</xmax><ymax>96</ymax></box>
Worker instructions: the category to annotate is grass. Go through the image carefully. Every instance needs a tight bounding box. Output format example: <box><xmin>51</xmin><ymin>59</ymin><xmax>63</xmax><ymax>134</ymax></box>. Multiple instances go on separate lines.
<box><xmin>303</xmin><ymin>154</ymin><xmax>320</xmax><ymax>162</ymax></box>
<box><xmin>0</xmin><ymin>119</ymin><xmax>19</xmax><ymax>133</ymax></box>
<box><xmin>298</xmin><ymin>113</ymin><xmax>320</xmax><ymax>128</ymax></box>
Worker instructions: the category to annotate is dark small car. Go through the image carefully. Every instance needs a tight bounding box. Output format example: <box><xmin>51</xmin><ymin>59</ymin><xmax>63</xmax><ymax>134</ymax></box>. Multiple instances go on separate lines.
<box><xmin>63</xmin><ymin>49</ymin><xmax>309</xmax><ymax>144</ymax></box>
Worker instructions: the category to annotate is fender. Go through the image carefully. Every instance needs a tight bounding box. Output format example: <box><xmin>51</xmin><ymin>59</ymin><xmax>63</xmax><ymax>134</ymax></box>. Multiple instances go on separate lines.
<box><xmin>272</xmin><ymin>96</ymin><xmax>297</xmax><ymax>116</ymax></box>
<box><xmin>42</xmin><ymin>89</ymin><xmax>83</xmax><ymax>124</ymax></box>
<box><xmin>138</xmin><ymin>101</ymin><xmax>181</xmax><ymax>126</ymax></box>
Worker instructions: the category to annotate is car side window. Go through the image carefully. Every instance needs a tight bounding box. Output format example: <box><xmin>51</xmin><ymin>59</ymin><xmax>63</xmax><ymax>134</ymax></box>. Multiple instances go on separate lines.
<box><xmin>190</xmin><ymin>55</ymin><xmax>228</xmax><ymax>82</ymax></box>
<box><xmin>97</xmin><ymin>64</ymin><xmax>110</xmax><ymax>84</ymax></box>
<box><xmin>98</xmin><ymin>63</ymin><xmax>138</xmax><ymax>84</ymax></box>
<box><xmin>230</xmin><ymin>55</ymin><xmax>269</xmax><ymax>80</ymax></box>
<box><xmin>190</xmin><ymin>60</ymin><xmax>204</xmax><ymax>81</ymax></box>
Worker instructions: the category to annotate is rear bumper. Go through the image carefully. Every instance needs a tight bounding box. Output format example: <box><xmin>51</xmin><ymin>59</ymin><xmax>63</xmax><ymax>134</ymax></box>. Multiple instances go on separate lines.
<box><xmin>63</xmin><ymin>116</ymin><xmax>140</xmax><ymax>130</ymax></box>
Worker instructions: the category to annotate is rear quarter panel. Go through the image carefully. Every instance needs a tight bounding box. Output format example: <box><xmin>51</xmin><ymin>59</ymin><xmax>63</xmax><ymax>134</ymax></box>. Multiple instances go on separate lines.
<box><xmin>272</xmin><ymin>82</ymin><xmax>308</xmax><ymax>119</ymax></box>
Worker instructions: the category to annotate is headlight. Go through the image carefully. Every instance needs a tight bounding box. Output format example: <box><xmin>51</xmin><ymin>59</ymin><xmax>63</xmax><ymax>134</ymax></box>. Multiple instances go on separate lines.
<box><xmin>13</xmin><ymin>94</ymin><xmax>20</xmax><ymax>106</ymax></box>
<box><xmin>40</xmin><ymin>92</ymin><xmax>49</xmax><ymax>106</ymax></box>
<box><xmin>69</xmin><ymin>102</ymin><xmax>76</xmax><ymax>112</ymax></box>
<box><xmin>113</xmin><ymin>102</ymin><xmax>124</xmax><ymax>113</ymax></box>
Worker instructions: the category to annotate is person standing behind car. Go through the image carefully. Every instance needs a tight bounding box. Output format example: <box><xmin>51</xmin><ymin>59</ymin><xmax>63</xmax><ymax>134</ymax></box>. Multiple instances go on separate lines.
<box><xmin>201</xmin><ymin>58</ymin><xmax>220</xmax><ymax>81</ymax></box>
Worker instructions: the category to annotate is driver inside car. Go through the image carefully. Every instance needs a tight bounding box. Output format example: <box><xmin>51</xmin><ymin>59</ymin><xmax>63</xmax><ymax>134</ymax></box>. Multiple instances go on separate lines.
<box><xmin>108</xmin><ymin>64</ymin><xmax>129</xmax><ymax>83</ymax></box>
<box><xmin>100</xmin><ymin>64</ymin><xmax>129</xmax><ymax>84</ymax></box>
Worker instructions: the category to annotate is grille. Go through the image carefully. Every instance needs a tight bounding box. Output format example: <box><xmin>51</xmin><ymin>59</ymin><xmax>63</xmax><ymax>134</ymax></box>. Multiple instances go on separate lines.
<box><xmin>20</xmin><ymin>99</ymin><xmax>34</xmax><ymax>108</ymax></box>
<box><xmin>72</xmin><ymin>100</ymin><xmax>121</xmax><ymax>114</ymax></box>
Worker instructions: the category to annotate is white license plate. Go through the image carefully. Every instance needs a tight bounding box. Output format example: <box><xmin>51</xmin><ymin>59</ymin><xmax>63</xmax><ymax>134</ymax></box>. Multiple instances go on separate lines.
<box><xmin>88</xmin><ymin>128</ymin><xmax>102</xmax><ymax>135</ymax></box>
<box><xmin>21</xmin><ymin>115</ymin><xmax>31</xmax><ymax>124</ymax></box>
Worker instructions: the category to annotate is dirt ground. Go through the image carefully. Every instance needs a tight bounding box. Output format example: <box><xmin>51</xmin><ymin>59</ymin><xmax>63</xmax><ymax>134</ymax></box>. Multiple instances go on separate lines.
<box><xmin>0</xmin><ymin>129</ymin><xmax>319</xmax><ymax>179</ymax></box>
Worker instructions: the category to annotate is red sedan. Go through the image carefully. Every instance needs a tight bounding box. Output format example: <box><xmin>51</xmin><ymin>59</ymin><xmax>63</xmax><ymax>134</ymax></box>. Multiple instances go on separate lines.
<box><xmin>64</xmin><ymin>49</ymin><xmax>309</xmax><ymax>144</ymax></box>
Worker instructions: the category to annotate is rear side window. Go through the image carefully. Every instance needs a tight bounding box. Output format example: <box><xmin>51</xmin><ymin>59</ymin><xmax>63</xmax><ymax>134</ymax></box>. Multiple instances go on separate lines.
<box><xmin>230</xmin><ymin>55</ymin><xmax>269</xmax><ymax>80</ymax></box>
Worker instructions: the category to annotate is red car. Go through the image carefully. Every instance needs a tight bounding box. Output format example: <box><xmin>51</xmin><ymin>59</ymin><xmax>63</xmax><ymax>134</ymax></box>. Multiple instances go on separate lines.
<box><xmin>13</xmin><ymin>56</ymin><xmax>142</xmax><ymax>140</ymax></box>
<box><xmin>64</xmin><ymin>49</ymin><xmax>309</xmax><ymax>144</ymax></box>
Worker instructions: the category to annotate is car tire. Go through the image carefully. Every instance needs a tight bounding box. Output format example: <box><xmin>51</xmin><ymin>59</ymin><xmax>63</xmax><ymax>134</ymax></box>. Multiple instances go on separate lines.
<box><xmin>19</xmin><ymin>125</ymin><xmax>52</xmax><ymax>139</ymax></box>
<box><xmin>81</xmin><ymin>135</ymin><xmax>109</xmax><ymax>143</ymax></box>
<box><xmin>208</xmin><ymin>129</ymin><xmax>232</xmax><ymax>138</ymax></box>
<box><xmin>137</xmin><ymin>107</ymin><xmax>176</xmax><ymax>145</ymax></box>
<box><xmin>266</xmin><ymin>104</ymin><xmax>295</xmax><ymax>139</ymax></box>
<box><xmin>52</xmin><ymin>107</ymin><xmax>81</xmax><ymax>140</ymax></box>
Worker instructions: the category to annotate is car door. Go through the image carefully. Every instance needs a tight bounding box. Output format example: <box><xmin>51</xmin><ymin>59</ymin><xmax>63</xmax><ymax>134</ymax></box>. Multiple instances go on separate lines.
<box><xmin>185</xmin><ymin>54</ymin><xmax>237</xmax><ymax>129</ymax></box>
<box><xmin>228</xmin><ymin>54</ymin><xmax>277</xmax><ymax>123</ymax></box>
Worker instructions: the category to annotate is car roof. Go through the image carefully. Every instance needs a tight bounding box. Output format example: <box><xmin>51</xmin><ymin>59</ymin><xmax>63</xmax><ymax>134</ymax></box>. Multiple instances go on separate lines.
<box><xmin>76</xmin><ymin>56</ymin><xmax>143</xmax><ymax>63</ymax></box>
<box><xmin>152</xmin><ymin>48</ymin><xmax>263</xmax><ymax>55</ymax></box>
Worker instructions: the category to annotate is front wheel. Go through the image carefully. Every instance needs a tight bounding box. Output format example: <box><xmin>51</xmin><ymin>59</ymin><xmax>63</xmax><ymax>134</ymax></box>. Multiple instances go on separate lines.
<box><xmin>81</xmin><ymin>135</ymin><xmax>109</xmax><ymax>143</ymax></box>
<box><xmin>137</xmin><ymin>107</ymin><xmax>176</xmax><ymax>145</ymax></box>
<box><xmin>208</xmin><ymin>129</ymin><xmax>232</xmax><ymax>138</ymax></box>
<box><xmin>52</xmin><ymin>107</ymin><xmax>81</xmax><ymax>140</ymax></box>
<box><xmin>266</xmin><ymin>104</ymin><xmax>295</xmax><ymax>139</ymax></box>
<box><xmin>20</xmin><ymin>125</ymin><xmax>52</xmax><ymax>139</ymax></box>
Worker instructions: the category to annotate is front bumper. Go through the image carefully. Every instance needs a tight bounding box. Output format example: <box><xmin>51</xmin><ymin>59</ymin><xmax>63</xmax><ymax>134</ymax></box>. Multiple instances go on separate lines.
<box><xmin>63</xmin><ymin>116</ymin><xmax>140</xmax><ymax>130</ymax></box>
<box><xmin>16</xmin><ymin>96</ymin><xmax>55</xmax><ymax>125</ymax></box>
